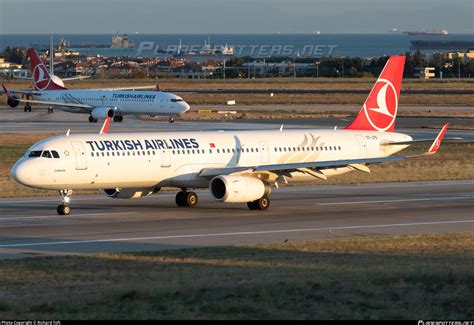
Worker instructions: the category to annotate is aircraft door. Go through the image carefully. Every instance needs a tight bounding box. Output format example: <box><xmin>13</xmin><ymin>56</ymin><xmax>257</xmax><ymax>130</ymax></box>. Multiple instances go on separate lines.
<box><xmin>161</xmin><ymin>149</ymin><xmax>171</xmax><ymax>167</ymax></box>
<box><xmin>355</xmin><ymin>135</ymin><xmax>367</xmax><ymax>158</ymax></box>
<box><xmin>259</xmin><ymin>141</ymin><xmax>269</xmax><ymax>163</ymax></box>
<box><xmin>71</xmin><ymin>141</ymin><xmax>87</xmax><ymax>170</ymax></box>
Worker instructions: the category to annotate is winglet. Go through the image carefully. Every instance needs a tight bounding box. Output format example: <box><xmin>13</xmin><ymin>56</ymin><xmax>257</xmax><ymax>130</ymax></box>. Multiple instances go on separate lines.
<box><xmin>99</xmin><ymin>116</ymin><xmax>111</xmax><ymax>135</ymax></box>
<box><xmin>2</xmin><ymin>84</ymin><xmax>11</xmax><ymax>98</ymax></box>
<box><xmin>427</xmin><ymin>123</ymin><xmax>449</xmax><ymax>155</ymax></box>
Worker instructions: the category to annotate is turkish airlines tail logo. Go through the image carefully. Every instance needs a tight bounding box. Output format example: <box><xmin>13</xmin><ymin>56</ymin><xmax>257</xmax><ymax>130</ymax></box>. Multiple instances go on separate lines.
<box><xmin>346</xmin><ymin>56</ymin><xmax>405</xmax><ymax>132</ymax></box>
<box><xmin>28</xmin><ymin>48</ymin><xmax>66</xmax><ymax>91</ymax></box>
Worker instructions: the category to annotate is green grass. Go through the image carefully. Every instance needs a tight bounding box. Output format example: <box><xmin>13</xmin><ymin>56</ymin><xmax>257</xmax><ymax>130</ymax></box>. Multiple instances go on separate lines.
<box><xmin>0</xmin><ymin>233</ymin><xmax>472</xmax><ymax>319</ymax></box>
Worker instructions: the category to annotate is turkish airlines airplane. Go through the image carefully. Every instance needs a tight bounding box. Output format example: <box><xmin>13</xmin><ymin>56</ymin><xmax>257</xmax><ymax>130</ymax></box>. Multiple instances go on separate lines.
<box><xmin>11</xmin><ymin>56</ymin><xmax>453</xmax><ymax>215</ymax></box>
<box><xmin>2</xmin><ymin>48</ymin><xmax>190</xmax><ymax>123</ymax></box>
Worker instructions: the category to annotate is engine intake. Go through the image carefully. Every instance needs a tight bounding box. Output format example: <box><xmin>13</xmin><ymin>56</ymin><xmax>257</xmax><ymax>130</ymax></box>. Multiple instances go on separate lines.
<box><xmin>209</xmin><ymin>175</ymin><xmax>271</xmax><ymax>203</ymax></box>
<box><xmin>103</xmin><ymin>187</ymin><xmax>160</xmax><ymax>199</ymax></box>
<box><xmin>91</xmin><ymin>107</ymin><xmax>115</xmax><ymax>119</ymax></box>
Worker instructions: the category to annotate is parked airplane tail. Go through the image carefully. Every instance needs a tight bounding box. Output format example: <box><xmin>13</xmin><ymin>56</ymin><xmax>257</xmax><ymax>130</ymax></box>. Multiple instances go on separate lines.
<box><xmin>345</xmin><ymin>55</ymin><xmax>405</xmax><ymax>132</ymax></box>
<box><xmin>28</xmin><ymin>48</ymin><xmax>67</xmax><ymax>91</ymax></box>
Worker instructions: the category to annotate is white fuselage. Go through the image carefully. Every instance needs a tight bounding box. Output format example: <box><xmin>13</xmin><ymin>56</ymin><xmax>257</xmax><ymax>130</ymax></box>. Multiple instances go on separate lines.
<box><xmin>11</xmin><ymin>129</ymin><xmax>411</xmax><ymax>191</ymax></box>
<box><xmin>34</xmin><ymin>90</ymin><xmax>190</xmax><ymax>116</ymax></box>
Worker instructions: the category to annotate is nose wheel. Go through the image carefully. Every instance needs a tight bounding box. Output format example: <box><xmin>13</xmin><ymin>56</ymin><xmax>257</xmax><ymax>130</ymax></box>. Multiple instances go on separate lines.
<box><xmin>168</xmin><ymin>116</ymin><xmax>175</xmax><ymax>123</ymax></box>
<box><xmin>57</xmin><ymin>189</ymin><xmax>73</xmax><ymax>215</ymax></box>
<box><xmin>175</xmin><ymin>190</ymin><xmax>198</xmax><ymax>207</ymax></box>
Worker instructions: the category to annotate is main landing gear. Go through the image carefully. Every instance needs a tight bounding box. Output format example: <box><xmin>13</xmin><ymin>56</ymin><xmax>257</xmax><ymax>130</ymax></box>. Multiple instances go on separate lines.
<box><xmin>113</xmin><ymin>116</ymin><xmax>123</xmax><ymax>122</ymax></box>
<box><xmin>24</xmin><ymin>103</ymin><xmax>32</xmax><ymax>112</ymax></box>
<box><xmin>88</xmin><ymin>116</ymin><xmax>98</xmax><ymax>123</ymax></box>
<box><xmin>175</xmin><ymin>190</ymin><xmax>198</xmax><ymax>207</ymax></box>
<box><xmin>57</xmin><ymin>189</ymin><xmax>73</xmax><ymax>215</ymax></box>
<box><xmin>247</xmin><ymin>197</ymin><xmax>271</xmax><ymax>210</ymax></box>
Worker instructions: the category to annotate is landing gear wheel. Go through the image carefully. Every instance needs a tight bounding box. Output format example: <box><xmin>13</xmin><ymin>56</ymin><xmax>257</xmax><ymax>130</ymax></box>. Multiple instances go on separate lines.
<box><xmin>58</xmin><ymin>189</ymin><xmax>73</xmax><ymax>215</ymax></box>
<box><xmin>113</xmin><ymin>116</ymin><xmax>120</xmax><ymax>122</ymax></box>
<box><xmin>168</xmin><ymin>116</ymin><xmax>175</xmax><ymax>124</ymax></box>
<box><xmin>118</xmin><ymin>116</ymin><xmax>123</xmax><ymax>122</ymax></box>
<box><xmin>57</xmin><ymin>204</ymin><xmax>71</xmax><ymax>215</ymax></box>
<box><xmin>186</xmin><ymin>191</ymin><xmax>198</xmax><ymax>207</ymax></box>
<box><xmin>247</xmin><ymin>197</ymin><xmax>270</xmax><ymax>210</ymax></box>
<box><xmin>88</xmin><ymin>116</ymin><xmax>94</xmax><ymax>123</ymax></box>
<box><xmin>48</xmin><ymin>107</ymin><xmax>53</xmax><ymax>113</ymax></box>
<box><xmin>24</xmin><ymin>104</ymin><xmax>32</xmax><ymax>112</ymax></box>
<box><xmin>175</xmin><ymin>191</ymin><xmax>187</xmax><ymax>207</ymax></box>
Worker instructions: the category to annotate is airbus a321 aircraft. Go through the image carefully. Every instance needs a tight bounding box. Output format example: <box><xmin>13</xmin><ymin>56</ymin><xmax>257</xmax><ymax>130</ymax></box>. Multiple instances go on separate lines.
<box><xmin>3</xmin><ymin>49</ymin><xmax>190</xmax><ymax>123</ymax></box>
<box><xmin>11</xmin><ymin>56</ymin><xmax>452</xmax><ymax>215</ymax></box>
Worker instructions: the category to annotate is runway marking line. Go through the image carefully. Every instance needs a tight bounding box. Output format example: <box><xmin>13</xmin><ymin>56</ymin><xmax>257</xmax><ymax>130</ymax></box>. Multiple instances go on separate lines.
<box><xmin>0</xmin><ymin>219</ymin><xmax>473</xmax><ymax>248</ymax></box>
<box><xmin>319</xmin><ymin>196</ymin><xmax>474</xmax><ymax>206</ymax></box>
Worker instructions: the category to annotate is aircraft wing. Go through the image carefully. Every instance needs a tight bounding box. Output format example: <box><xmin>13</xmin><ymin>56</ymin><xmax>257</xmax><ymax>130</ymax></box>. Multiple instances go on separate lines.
<box><xmin>199</xmin><ymin>124</ymin><xmax>451</xmax><ymax>179</ymax></box>
<box><xmin>198</xmin><ymin>156</ymin><xmax>405</xmax><ymax>179</ymax></box>
<box><xmin>11</xmin><ymin>98</ymin><xmax>92</xmax><ymax>109</ymax></box>
<box><xmin>87</xmin><ymin>84</ymin><xmax>195</xmax><ymax>94</ymax></box>
<box><xmin>0</xmin><ymin>88</ymin><xmax>42</xmax><ymax>96</ymax></box>
<box><xmin>2</xmin><ymin>85</ymin><xmax>92</xmax><ymax>109</ymax></box>
<box><xmin>87</xmin><ymin>84</ymin><xmax>160</xmax><ymax>91</ymax></box>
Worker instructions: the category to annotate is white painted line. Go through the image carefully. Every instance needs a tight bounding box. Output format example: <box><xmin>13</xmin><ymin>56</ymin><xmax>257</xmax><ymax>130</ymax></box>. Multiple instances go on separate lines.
<box><xmin>0</xmin><ymin>212</ymin><xmax>139</xmax><ymax>221</ymax></box>
<box><xmin>318</xmin><ymin>196</ymin><xmax>474</xmax><ymax>206</ymax></box>
<box><xmin>0</xmin><ymin>219</ymin><xmax>473</xmax><ymax>248</ymax></box>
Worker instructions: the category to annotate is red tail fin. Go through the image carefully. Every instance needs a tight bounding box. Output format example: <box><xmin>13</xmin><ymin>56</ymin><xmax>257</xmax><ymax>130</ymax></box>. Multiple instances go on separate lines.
<box><xmin>345</xmin><ymin>56</ymin><xmax>405</xmax><ymax>132</ymax></box>
<box><xmin>28</xmin><ymin>48</ymin><xmax>67</xmax><ymax>91</ymax></box>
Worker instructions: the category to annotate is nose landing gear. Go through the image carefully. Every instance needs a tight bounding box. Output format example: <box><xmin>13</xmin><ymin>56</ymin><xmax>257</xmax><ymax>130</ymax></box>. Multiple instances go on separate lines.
<box><xmin>168</xmin><ymin>116</ymin><xmax>175</xmax><ymax>123</ymax></box>
<box><xmin>57</xmin><ymin>189</ymin><xmax>73</xmax><ymax>215</ymax></box>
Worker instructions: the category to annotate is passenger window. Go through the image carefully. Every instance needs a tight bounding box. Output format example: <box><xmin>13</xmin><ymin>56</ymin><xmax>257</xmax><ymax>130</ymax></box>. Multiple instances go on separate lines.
<box><xmin>51</xmin><ymin>151</ymin><xmax>60</xmax><ymax>158</ymax></box>
<box><xmin>42</xmin><ymin>151</ymin><xmax>52</xmax><ymax>158</ymax></box>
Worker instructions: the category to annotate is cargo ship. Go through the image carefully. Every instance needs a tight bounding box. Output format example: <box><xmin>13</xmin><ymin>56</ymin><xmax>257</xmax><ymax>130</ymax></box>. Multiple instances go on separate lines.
<box><xmin>405</xmin><ymin>29</ymin><xmax>449</xmax><ymax>37</ymax></box>
<box><xmin>111</xmin><ymin>33</ymin><xmax>135</xmax><ymax>49</ymax></box>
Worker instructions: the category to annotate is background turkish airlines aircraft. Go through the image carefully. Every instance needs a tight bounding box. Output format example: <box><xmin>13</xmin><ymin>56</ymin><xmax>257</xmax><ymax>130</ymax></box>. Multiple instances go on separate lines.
<box><xmin>2</xmin><ymin>49</ymin><xmax>190</xmax><ymax>123</ymax></box>
<box><xmin>11</xmin><ymin>56</ymin><xmax>455</xmax><ymax>215</ymax></box>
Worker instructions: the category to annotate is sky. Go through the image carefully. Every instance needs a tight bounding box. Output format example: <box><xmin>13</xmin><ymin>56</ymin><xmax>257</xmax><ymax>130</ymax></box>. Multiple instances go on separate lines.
<box><xmin>1</xmin><ymin>0</ymin><xmax>473</xmax><ymax>34</ymax></box>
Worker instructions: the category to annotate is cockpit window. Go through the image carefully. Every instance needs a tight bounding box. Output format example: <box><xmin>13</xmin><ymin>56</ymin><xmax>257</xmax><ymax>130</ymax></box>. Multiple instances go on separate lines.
<box><xmin>171</xmin><ymin>98</ymin><xmax>183</xmax><ymax>102</ymax></box>
<box><xmin>28</xmin><ymin>151</ymin><xmax>42</xmax><ymax>158</ymax></box>
<box><xmin>51</xmin><ymin>151</ymin><xmax>60</xmax><ymax>158</ymax></box>
<box><xmin>42</xmin><ymin>151</ymin><xmax>52</xmax><ymax>158</ymax></box>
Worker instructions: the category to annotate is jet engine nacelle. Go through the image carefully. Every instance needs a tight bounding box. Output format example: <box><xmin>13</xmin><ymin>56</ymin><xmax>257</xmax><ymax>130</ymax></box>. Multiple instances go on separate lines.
<box><xmin>102</xmin><ymin>187</ymin><xmax>160</xmax><ymax>199</ymax></box>
<box><xmin>7</xmin><ymin>96</ymin><xmax>20</xmax><ymax>108</ymax></box>
<box><xmin>91</xmin><ymin>107</ymin><xmax>115</xmax><ymax>119</ymax></box>
<box><xmin>209</xmin><ymin>175</ymin><xmax>271</xmax><ymax>203</ymax></box>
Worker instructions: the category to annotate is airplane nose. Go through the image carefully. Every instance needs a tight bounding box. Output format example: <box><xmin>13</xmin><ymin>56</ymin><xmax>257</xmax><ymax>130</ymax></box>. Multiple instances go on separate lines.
<box><xmin>11</xmin><ymin>160</ymin><xmax>30</xmax><ymax>186</ymax></box>
<box><xmin>182</xmin><ymin>102</ymin><xmax>190</xmax><ymax>113</ymax></box>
